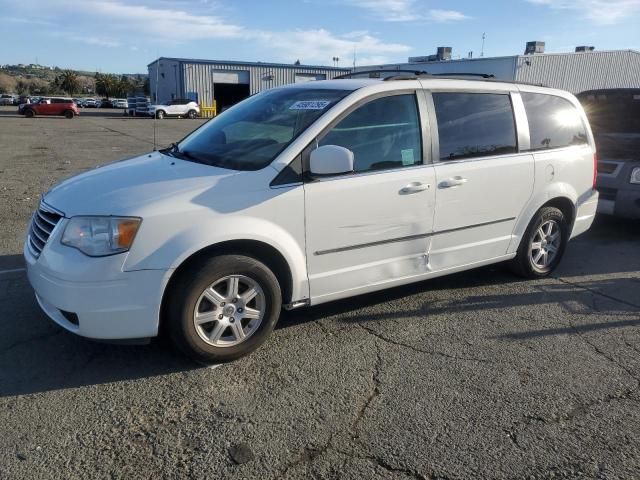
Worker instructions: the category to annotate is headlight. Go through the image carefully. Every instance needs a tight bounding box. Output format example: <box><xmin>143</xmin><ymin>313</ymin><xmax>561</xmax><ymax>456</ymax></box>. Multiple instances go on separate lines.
<box><xmin>631</xmin><ymin>167</ymin><xmax>640</xmax><ymax>185</ymax></box>
<box><xmin>61</xmin><ymin>216</ymin><xmax>141</xmax><ymax>257</ymax></box>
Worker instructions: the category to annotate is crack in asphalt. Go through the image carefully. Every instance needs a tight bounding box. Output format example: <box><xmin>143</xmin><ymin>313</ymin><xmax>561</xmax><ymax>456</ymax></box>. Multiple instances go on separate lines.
<box><xmin>505</xmin><ymin>280</ymin><xmax>640</xmax><ymax>453</ymax></box>
<box><xmin>554</xmin><ymin>276</ymin><xmax>640</xmax><ymax>310</ymax></box>
<box><xmin>1</xmin><ymin>329</ymin><xmax>63</xmax><ymax>355</ymax></box>
<box><xmin>358</xmin><ymin>323</ymin><xmax>492</xmax><ymax>364</ymax></box>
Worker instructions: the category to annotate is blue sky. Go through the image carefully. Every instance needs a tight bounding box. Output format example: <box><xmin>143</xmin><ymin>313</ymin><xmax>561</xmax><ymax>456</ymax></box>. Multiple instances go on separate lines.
<box><xmin>1</xmin><ymin>0</ymin><xmax>640</xmax><ymax>73</ymax></box>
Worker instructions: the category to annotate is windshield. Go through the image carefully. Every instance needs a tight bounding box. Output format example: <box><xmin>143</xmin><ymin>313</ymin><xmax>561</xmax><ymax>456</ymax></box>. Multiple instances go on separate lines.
<box><xmin>175</xmin><ymin>88</ymin><xmax>351</xmax><ymax>170</ymax></box>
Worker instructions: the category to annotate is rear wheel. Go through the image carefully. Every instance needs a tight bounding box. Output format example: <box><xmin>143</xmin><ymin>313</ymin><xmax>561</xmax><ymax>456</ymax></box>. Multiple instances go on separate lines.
<box><xmin>64</xmin><ymin>110</ymin><xmax>74</xmax><ymax>119</ymax></box>
<box><xmin>166</xmin><ymin>255</ymin><xmax>282</xmax><ymax>364</ymax></box>
<box><xmin>24</xmin><ymin>109</ymin><xmax>35</xmax><ymax>118</ymax></box>
<box><xmin>156</xmin><ymin>110</ymin><xmax>165</xmax><ymax>119</ymax></box>
<box><xmin>511</xmin><ymin>206</ymin><xmax>568</xmax><ymax>278</ymax></box>
<box><xmin>187</xmin><ymin>109</ymin><xmax>197</xmax><ymax>119</ymax></box>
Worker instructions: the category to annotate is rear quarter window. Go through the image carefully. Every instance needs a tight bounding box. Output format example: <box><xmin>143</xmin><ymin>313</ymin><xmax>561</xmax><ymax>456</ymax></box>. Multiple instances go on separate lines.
<box><xmin>521</xmin><ymin>93</ymin><xmax>588</xmax><ymax>151</ymax></box>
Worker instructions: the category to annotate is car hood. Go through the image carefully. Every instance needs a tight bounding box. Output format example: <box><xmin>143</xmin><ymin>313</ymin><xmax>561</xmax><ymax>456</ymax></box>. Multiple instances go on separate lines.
<box><xmin>44</xmin><ymin>151</ymin><xmax>249</xmax><ymax>217</ymax></box>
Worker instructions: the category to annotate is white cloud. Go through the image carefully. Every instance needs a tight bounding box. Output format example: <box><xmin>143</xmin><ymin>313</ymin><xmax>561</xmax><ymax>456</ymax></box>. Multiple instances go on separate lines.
<box><xmin>51</xmin><ymin>31</ymin><xmax>121</xmax><ymax>47</ymax></box>
<box><xmin>527</xmin><ymin>0</ymin><xmax>640</xmax><ymax>24</ymax></box>
<box><xmin>428</xmin><ymin>9</ymin><xmax>470</xmax><ymax>22</ymax></box>
<box><xmin>348</xmin><ymin>0</ymin><xmax>419</xmax><ymax>21</ymax></box>
<box><xmin>43</xmin><ymin>0</ymin><xmax>411</xmax><ymax>64</ymax></box>
<box><xmin>348</xmin><ymin>0</ymin><xmax>469</xmax><ymax>22</ymax></box>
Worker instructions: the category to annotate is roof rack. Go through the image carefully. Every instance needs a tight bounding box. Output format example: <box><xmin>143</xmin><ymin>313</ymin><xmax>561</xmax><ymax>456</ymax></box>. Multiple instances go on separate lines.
<box><xmin>333</xmin><ymin>69</ymin><xmax>429</xmax><ymax>79</ymax></box>
<box><xmin>333</xmin><ymin>70</ymin><xmax>547</xmax><ymax>87</ymax></box>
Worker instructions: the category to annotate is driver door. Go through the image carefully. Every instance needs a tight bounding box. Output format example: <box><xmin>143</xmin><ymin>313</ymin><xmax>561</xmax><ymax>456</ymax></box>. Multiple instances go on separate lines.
<box><xmin>304</xmin><ymin>91</ymin><xmax>436</xmax><ymax>303</ymax></box>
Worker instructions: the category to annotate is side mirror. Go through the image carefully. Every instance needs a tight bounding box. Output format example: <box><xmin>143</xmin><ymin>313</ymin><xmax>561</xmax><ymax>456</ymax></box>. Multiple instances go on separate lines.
<box><xmin>309</xmin><ymin>145</ymin><xmax>354</xmax><ymax>176</ymax></box>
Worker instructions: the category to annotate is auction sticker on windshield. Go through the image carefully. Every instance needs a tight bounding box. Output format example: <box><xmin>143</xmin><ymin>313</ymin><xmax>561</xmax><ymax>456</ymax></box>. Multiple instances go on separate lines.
<box><xmin>289</xmin><ymin>100</ymin><xmax>331</xmax><ymax>110</ymax></box>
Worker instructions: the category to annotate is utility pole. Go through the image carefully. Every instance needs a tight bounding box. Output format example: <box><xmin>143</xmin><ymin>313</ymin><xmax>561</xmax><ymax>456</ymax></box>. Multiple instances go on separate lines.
<box><xmin>481</xmin><ymin>33</ymin><xmax>486</xmax><ymax>57</ymax></box>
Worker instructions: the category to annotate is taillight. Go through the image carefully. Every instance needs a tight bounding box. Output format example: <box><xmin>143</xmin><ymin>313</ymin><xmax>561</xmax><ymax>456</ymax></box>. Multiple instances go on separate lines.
<box><xmin>592</xmin><ymin>152</ymin><xmax>598</xmax><ymax>190</ymax></box>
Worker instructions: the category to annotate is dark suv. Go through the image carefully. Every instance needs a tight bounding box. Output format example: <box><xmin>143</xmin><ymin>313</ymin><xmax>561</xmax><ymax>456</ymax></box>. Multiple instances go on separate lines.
<box><xmin>23</xmin><ymin>98</ymin><xmax>80</xmax><ymax>119</ymax></box>
<box><xmin>578</xmin><ymin>89</ymin><xmax>640</xmax><ymax>219</ymax></box>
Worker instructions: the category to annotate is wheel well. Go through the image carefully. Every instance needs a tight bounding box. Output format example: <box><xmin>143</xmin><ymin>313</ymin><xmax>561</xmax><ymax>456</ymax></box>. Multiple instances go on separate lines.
<box><xmin>160</xmin><ymin>240</ymin><xmax>293</xmax><ymax>331</ymax></box>
<box><xmin>542</xmin><ymin>197</ymin><xmax>576</xmax><ymax>227</ymax></box>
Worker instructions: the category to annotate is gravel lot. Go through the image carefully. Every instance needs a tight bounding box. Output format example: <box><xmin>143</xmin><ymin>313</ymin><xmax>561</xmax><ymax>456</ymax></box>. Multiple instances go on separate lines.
<box><xmin>1</xmin><ymin>105</ymin><xmax>639</xmax><ymax>479</ymax></box>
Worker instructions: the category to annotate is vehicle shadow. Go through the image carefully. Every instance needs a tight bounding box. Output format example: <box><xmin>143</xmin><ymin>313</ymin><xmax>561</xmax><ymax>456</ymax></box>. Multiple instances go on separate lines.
<box><xmin>1</xmin><ymin>215</ymin><xmax>637</xmax><ymax>397</ymax></box>
<box><xmin>0</xmin><ymin>262</ymin><xmax>197</xmax><ymax>398</ymax></box>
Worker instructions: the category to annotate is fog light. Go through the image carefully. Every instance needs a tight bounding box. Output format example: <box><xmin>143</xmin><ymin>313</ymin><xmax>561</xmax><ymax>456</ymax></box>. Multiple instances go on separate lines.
<box><xmin>631</xmin><ymin>167</ymin><xmax>640</xmax><ymax>185</ymax></box>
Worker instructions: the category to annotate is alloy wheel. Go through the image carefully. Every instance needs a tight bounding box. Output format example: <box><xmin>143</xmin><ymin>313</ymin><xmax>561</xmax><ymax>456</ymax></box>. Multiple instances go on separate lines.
<box><xmin>193</xmin><ymin>275</ymin><xmax>265</xmax><ymax>347</ymax></box>
<box><xmin>530</xmin><ymin>219</ymin><xmax>561</xmax><ymax>269</ymax></box>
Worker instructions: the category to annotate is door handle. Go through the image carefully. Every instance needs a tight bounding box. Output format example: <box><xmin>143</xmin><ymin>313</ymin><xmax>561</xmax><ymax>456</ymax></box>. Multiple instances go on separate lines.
<box><xmin>400</xmin><ymin>182</ymin><xmax>430</xmax><ymax>194</ymax></box>
<box><xmin>438</xmin><ymin>176</ymin><xmax>468</xmax><ymax>189</ymax></box>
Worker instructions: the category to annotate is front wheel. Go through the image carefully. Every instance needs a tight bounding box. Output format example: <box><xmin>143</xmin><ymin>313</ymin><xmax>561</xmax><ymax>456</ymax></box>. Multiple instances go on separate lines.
<box><xmin>186</xmin><ymin>109</ymin><xmax>197</xmax><ymax>119</ymax></box>
<box><xmin>511</xmin><ymin>206</ymin><xmax>568</xmax><ymax>278</ymax></box>
<box><xmin>156</xmin><ymin>110</ymin><xmax>165</xmax><ymax>119</ymax></box>
<box><xmin>24</xmin><ymin>109</ymin><xmax>35</xmax><ymax>118</ymax></box>
<box><xmin>166</xmin><ymin>255</ymin><xmax>282</xmax><ymax>364</ymax></box>
<box><xmin>64</xmin><ymin>110</ymin><xmax>74</xmax><ymax>119</ymax></box>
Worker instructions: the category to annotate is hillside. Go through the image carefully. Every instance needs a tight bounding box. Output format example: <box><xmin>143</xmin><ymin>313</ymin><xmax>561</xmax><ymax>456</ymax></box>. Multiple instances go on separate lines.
<box><xmin>0</xmin><ymin>64</ymin><xmax>147</xmax><ymax>97</ymax></box>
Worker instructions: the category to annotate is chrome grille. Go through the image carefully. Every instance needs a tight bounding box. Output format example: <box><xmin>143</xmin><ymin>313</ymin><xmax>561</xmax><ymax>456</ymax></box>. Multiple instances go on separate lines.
<box><xmin>28</xmin><ymin>202</ymin><xmax>63</xmax><ymax>257</ymax></box>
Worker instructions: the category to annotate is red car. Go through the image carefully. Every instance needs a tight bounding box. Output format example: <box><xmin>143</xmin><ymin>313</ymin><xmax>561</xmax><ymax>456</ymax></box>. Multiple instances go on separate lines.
<box><xmin>23</xmin><ymin>98</ymin><xmax>80</xmax><ymax>119</ymax></box>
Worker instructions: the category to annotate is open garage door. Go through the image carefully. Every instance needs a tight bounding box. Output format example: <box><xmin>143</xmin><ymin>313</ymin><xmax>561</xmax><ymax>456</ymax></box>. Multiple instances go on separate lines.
<box><xmin>212</xmin><ymin>70</ymin><xmax>250</xmax><ymax>112</ymax></box>
<box><xmin>214</xmin><ymin>84</ymin><xmax>250</xmax><ymax>112</ymax></box>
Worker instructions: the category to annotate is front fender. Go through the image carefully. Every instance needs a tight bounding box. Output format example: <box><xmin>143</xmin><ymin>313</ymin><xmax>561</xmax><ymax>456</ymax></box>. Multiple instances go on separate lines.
<box><xmin>124</xmin><ymin>212</ymin><xmax>309</xmax><ymax>303</ymax></box>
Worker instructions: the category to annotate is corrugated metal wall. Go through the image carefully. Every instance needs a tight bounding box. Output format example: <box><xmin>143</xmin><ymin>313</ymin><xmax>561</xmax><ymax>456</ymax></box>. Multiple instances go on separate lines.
<box><xmin>179</xmin><ymin>61</ymin><xmax>348</xmax><ymax>106</ymax></box>
<box><xmin>358</xmin><ymin>57</ymin><xmax>518</xmax><ymax>81</ymax></box>
<box><xmin>515</xmin><ymin>50</ymin><xmax>640</xmax><ymax>93</ymax></box>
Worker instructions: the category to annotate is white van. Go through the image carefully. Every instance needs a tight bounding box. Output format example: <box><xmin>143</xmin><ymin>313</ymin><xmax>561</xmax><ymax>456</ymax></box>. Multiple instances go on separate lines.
<box><xmin>25</xmin><ymin>74</ymin><xmax>598</xmax><ymax>362</ymax></box>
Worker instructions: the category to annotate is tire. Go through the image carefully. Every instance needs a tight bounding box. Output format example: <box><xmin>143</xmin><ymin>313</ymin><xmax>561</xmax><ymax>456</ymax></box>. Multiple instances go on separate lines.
<box><xmin>511</xmin><ymin>206</ymin><xmax>568</xmax><ymax>278</ymax></box>
<box><xmin>166</xmin><ymin>255</ymin><xmax>282</xmax><ymax>364</ymax></box>
<box><xmin>156</xmin><ymin>110</ymin><xmax>165</xmax><ymax>120</ymax></box>
<box><xmin>187</xmin><ymin>109</ymin><xmax>197</xmax><ymax>119</ymax></box>
<box><xmin>25</xmin><ymin>109</ymin><xmax>35</xmax><ymax>118</ymax></box>
<box><xmin>64</xmin><ymin>110</ymin><xmax>74</xmax><ymax>119</ymax></box>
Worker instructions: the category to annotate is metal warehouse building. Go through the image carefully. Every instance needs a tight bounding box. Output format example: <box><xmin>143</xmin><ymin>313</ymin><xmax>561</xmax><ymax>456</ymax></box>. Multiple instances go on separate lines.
<box><xmin>359</xmin><ymin>43</ymin><xmax>640</xmax><ymax>94</ymax></box>
<box><xmin>148</xmin><ymin>57</ymin><xmax>349</xmax><ymax>111</ymax></box>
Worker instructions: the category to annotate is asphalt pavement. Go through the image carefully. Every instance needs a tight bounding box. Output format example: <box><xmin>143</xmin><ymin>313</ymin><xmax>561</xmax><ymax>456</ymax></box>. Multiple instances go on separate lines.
<box><xmin>1</xmin><ymin>106</ymin><xmax>639</xmax><ymax>479</ymax></box>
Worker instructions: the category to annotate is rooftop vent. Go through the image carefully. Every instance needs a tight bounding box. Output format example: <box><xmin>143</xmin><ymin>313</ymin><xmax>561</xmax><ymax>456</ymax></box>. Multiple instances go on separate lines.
<box><xmin>408</xmin><ymin>46</ymin><xmax>452</xmax><ymax>63</ymax></box>
<box><xmin>575</xmin><ymin>46</ymin><xmax>595</xmax><ymax>52</ymax></box>
<box><xmin>525</xmin><ymin>41</ymin><xmax>545</xmax><ymax>55</ymax></box>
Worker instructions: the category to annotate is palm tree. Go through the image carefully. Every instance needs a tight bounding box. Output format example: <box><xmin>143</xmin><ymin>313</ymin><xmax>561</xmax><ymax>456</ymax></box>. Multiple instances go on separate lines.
<box><xmin>95</xmin><ymin>73</ymin><xmax>117</xmax><ymax>97</ymax></box>
<box><xmin>59</xmin><ymin>70</ymin><xmax>80</xmax><ymax>96</ymax></box>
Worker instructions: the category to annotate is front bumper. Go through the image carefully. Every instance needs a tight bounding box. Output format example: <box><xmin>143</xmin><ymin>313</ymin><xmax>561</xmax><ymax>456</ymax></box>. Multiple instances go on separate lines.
<box><xmin>24</xmin><ymin>222</ymin><xmax>171</xmax><ymax>340</ymax></box>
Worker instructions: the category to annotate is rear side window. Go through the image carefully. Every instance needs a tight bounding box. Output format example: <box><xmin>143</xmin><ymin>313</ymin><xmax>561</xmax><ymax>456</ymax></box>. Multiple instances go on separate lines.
<box><xmin>522</xmin><ymin>93</ymin><xmax>588</xmax><ymax>151</ymax></box>
<box><xmin>319</xmin><ymin>94</ymin><xmax>422</xmax><ymax>172</ymax></box>
<box><xmin>432</xmin><ymin>93</ymin><xmax>517</xmax><ymax>161</ymax></box>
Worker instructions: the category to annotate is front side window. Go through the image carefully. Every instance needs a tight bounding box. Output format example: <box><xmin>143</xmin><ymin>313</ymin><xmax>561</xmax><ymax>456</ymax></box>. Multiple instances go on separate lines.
<box><xmin>319</xmin><ymin>94</ymin><xmax>422</xmax><ymax>173</ymax></box>
<box><xmin>176</xmin><ymin>88</ymin><xmax>351</xmax><ymax>170</ymax></box>
<box><xmin>433</xmin><ymin>92</ymin><xmax>517</xmax><ymax>161</ymax></box>
<box><xmin>522</xmin><ymin>92</ymin><xmax>588</xmax><ymax>151</ymax></box>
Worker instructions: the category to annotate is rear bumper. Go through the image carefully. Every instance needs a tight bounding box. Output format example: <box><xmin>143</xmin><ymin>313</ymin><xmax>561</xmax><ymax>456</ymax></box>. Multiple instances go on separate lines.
<box><xmin>571</xmin><ymin>191</ymin><xmax>599</xmax><ymax>239</ymax></box>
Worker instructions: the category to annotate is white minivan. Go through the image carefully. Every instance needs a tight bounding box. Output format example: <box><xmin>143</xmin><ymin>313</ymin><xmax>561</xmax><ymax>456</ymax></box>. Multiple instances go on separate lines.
<box><xmin>25</xmin><ymin>75</ymin><xmax>599</xmax><ymax>362</ymax></box>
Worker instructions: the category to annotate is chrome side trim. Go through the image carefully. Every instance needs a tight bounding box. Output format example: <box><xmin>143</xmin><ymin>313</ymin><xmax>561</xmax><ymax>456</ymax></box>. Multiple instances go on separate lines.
<box><xmin>314</xmin><ymin>217</ymin><xmax>516</xmax><ymax>256</ymax></box>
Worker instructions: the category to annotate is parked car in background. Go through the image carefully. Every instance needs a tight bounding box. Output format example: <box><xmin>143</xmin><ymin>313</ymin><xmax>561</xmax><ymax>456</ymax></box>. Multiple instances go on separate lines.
<box><xmin>83</xmin><ymin>98</ymin><xmax>98</xmax><ymax>108</ymax></box>
<box><xmin>18</xmin><ymin>97</ymin><xmax>42</xmax><ymax>115</ymax></box>
<box><xmin>73</xmin><ymin>99</ymin><xmax>85</xmax><ymax>108</ymax></box>
<box><xmin>17</xmin><ymin>95</ymin><xmax>32</xmax><ymax>106</ymax></box>
<box><xmin>148</xmin><ymin>98</ymin><xmax>200</xmax><ymax>119</ymax></box>
<box><xmin>22</xmin><ymin>97</ymin><xmax>80</xmax><ymax>118</ymax></box>
<box><xmin>0</xmin><ymin>94</ymin><xmax>15</xmax><ymax>106</ymax></box>
<box><xmin>99</xmin><ymin>98</ymin><xmax>113</xmax><ymax>108</ymax></box>
<box><xmin>113</xmin><ymin>98</ymin><xmax>128</xmax><ymax>108</ymax></box>
<box><xmin>578</xmin><ymin>89</ymin><xmax>640</xmax><ymax>219</ymax></box>
<box><xmin>25</xmin><ymin>76</ymin><xmax>598</xmax><ymax>363</ymax></box>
